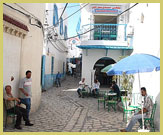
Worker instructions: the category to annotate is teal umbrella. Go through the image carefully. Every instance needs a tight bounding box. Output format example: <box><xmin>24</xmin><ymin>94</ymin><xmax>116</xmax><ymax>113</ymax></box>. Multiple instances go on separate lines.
<box><xmin>101</xmin><ymin>64</ymin><xmax>115</xmax><ymax>73</ymax></box>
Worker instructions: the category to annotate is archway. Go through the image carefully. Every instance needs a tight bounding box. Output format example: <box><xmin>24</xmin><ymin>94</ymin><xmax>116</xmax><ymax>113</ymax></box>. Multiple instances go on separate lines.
<box><xmin>93</xmin><ymin>57</ymin><xmax>116</xmax><ymax>87</ymax></box>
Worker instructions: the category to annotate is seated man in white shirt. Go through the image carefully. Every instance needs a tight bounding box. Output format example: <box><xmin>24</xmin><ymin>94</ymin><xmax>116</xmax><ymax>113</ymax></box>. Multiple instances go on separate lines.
<box><xmin>92</xmin><ymin>79</ymin><xmax>100</xmax><ymax>97</ymax></box>
<box><xmin>77</xmin><ymin>78</ymin><xmax>85</xmax><ymax>98</ymax></box>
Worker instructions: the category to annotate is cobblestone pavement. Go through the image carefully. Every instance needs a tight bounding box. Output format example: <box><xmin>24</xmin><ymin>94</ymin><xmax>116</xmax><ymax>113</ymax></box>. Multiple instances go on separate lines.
<box><xmin>4</xmin><ymin>76</ymin><xmax>139</xmax><ymax>132</ymax></box>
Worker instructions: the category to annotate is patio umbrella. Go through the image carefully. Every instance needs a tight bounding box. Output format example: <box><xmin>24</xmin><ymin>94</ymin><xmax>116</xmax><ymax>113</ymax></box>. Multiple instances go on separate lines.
<box><xmin>106</xmin><ymin>53</ymin><xmax>160</xmax><ymax>131</ymax></box>
<box><xmin>101</xmin><ymin>64</ymin><xmax>115</xmax><ymax>73</ymax></box>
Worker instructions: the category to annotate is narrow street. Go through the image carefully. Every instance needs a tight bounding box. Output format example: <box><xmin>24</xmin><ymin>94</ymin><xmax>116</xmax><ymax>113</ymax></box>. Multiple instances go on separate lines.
<box><xmin>4</xmin><ymin>76</ymin><xmax>139</xmax><ymax>132</ymax></box>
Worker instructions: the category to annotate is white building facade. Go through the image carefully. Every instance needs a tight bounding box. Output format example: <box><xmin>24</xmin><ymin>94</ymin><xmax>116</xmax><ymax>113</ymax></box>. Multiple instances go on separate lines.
<box><xmin>3</xmin><ymin>3</ymin><xmax>45</xmax><ymax>113</ymax></box>
<box><xmin>41</xmin><ymin>3</ymin><xmax>68</xmax><ymax>90</ymax></box>
<box><xmin>77</xmin><ymin>3</ymin><xmax>133</xmax><ymax>87</ymax></box>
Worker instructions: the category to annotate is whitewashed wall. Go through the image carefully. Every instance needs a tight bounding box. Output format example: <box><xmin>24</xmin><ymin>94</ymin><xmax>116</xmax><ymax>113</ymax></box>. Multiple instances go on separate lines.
<box><xmin>3</xmin><ymin>33</ymin><xmax>21</xmax><ymax>97</ymax></box>
<box><xmin>82</xmin><ymin>49</ymin><xmax>131</xmax><ymax>86</ymax></box>
<box><xmin>3</xmin><ymin>3</ymin><xmax>45</xmax><ymax>113</ymax></box>
<box><xmin>129</xmin><ymin>3</ymin><xmax>160</xmax><ymax>130</ymax></box>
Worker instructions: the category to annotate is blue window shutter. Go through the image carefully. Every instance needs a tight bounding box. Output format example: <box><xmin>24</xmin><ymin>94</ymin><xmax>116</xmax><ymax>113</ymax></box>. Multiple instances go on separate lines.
<box><xmin>51</xmin><ymin>56</ymin><xmax>54</xmax><ymax>74</ymax></box>
<box><xmin>53</xmin><ymin>4</ymin><xmax>58</xmax><ymax>26</ymax></box>
<box><xmin>60</xmin><ymin>17</ymin><xmax>63</xmax><ymax>35</ymax></box>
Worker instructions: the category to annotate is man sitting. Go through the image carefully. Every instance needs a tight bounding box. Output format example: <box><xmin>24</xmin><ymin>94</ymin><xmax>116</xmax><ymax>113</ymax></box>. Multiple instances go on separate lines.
<box><xmin>110</xmin><ymin>81</ymin><xmax>120</xmax><ymax>101</ymax></box>
<box><xmin>77</xmin><ymin>78</ymin><xmax>85</xmax><ymax>98</ymax></box>
<box><xmin>92</xmin><ymin>79</ymin><xmax>100</xmax><ymax>98</ymax></box>
<box><xmin>120</xmin><ymin>87</ymin><xmax>153</xmax><ymax>132</ymax></box>
<box><xmin>4</xmin><ymin>85</ymin><xmax>33</xmax><ymax>130</ymax></box>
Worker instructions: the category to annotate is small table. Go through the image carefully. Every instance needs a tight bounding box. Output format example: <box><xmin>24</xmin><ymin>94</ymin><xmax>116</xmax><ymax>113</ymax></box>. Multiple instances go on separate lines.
<box><xmin>105</xmin><ymin>92</ymin><xmax>117</xmax><ymax>100</ymax></box>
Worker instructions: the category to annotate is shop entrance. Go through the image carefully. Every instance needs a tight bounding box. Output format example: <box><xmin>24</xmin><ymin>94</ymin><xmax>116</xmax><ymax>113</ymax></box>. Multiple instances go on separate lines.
<box><xmin>93</xmin><ymin>57</ymin><xmax>116</xmax><ymax>87</ymax></box>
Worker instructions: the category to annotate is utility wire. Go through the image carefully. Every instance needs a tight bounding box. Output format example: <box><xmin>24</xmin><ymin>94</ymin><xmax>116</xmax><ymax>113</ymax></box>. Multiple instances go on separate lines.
<box><xmin>47</xmin><ymin>4</ymin><xmax>84</xmax><ymax>11</ymax></box>
<box><xmin>46</xmin><ymin>3</ymin><xmax>89</xmax><ymax>30</ymax></box>
<box><xmin>57</xmin><ymin>3</ymin><xmax>139</xmax><ymax>41</ymax></box>
<box><xmin>14</xmin><ymin>3</ymin><xmax>40</xmax><ymax>20</ymax></box>
<box><xmin>3</xmin><ymin>3</ymin><xmax>30</xmax><ymax>17</ymax></box>
<box><xmin>3</xmin><ymin>3</ymin><xmax>43</xmax><ymax>28</ymax></box>
<box><xmin>59</xmin><ymin>3</ymin><xmax>68</xmax><ymax>20</ymax></box>
<box><xmin>48</xmin><ymin>37</ymin><xmax>66</xmax><ymax>52</ymax></box>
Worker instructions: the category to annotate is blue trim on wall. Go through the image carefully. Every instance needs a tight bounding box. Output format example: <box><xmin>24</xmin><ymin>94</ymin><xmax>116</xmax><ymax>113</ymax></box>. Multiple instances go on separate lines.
<box><xmin>53</xmin><ymin>4</ymin><xmax>59</xmax><ymax>26</ymax></box>
<box><xmin>43</xmin><ymin>73</ymin><xmax>66</xmax><ymax>90</ymax></box>
<box><xmin>41</xmin><ymin>55</ymin><xmax>46</xmax><ymax>88</ymax></box>
<box><xmin>77</xmin><ymin>45</ymin><xmax>133</xmax><ymax>50</ymax></box>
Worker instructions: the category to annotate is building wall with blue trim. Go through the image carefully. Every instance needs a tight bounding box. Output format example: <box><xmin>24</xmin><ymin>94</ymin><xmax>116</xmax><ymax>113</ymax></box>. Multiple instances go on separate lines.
<box><xmin>42</xmin><ymin>3</ymin><xmax>68</xmax><ymax>90</ymax></box>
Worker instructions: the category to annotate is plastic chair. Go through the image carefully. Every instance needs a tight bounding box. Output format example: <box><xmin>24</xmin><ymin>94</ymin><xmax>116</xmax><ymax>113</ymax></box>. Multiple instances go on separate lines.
<box><xmin>140</xmin><ymin>102</ymin><xmax>157</xmax><ymax>132</ymax></box>
<box><xmin>121</xmin><ymin>96</ymin><xmax>136</xmax><ymax>122</ymax></box>
<box><xmin>4</xmin><ymin>99</ymin><xmax>16</xmax><ymax>128</ymax></box>
<box><xmin>97</xmin><ymin>91</ymin><xmax>107</xmax><ymax>110</ymax></box>
<box><xmin>106</xmin><ymin>96</ymin><xmax>117</xmax><ymax>112</ymax></box>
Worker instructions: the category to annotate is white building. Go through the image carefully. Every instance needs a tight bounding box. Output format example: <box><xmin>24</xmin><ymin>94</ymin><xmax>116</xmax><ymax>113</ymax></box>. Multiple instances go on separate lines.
<box><xmin>128</xmin><ymin>3</ymin><xmax>160</xmax><ymax>131</ymax></box>
<box><xmin>3</xmin><ymin>3</ymin><xmax>45</xmax><ymax>113</ymax></box>
<box><xmin>41</xmin><ymin>3</ymin><xmax>68</xmax><ymax>90</ymax></box>
<box><xmin>77</xmin><ymin>3</ymin><xmax>133</xmax><ymax>87</ymax></box>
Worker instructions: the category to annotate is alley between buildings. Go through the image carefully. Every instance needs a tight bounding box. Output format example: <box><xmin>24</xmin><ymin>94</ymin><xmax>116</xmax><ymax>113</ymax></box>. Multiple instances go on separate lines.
<box><xmin>4</xmin><ymin>76</ymin><xmax>140</xmax><ymax>132</ymax></box>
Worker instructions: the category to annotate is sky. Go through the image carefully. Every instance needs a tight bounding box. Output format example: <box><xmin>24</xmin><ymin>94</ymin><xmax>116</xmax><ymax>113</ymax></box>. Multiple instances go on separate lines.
<box><xmin>65</xmin><ymin>3</ymin><xmax>81</xmax><ymax>38</ymax></box>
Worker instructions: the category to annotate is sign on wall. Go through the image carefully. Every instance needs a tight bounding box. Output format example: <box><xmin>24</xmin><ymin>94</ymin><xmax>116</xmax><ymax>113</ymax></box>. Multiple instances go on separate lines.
<box><xmin>92</xmin><ymin>5</ymin><xmax>121</xmax><ymax>14</ymax></box>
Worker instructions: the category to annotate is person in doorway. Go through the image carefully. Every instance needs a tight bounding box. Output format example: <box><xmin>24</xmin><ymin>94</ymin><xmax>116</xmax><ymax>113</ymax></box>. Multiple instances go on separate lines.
<box><xmin>110</xmin><ymin>81</ymin><xmax>120</xmax><ymax>101</ymax></box>
<box><xmin>120</xmin><ymin>87</ymin><xmax>153</xmax><ymax>132</ymax></box>
<box><xmin>92</xmin><ymin>79</ymin><xmax>100</xmax><ymax>98</ymax></box>
<box><xmin>4</xmin><ymin>85</ymin><xmax>33</xmax><ymax>129</ymax></box>
<box><xmin>19</xmin><ymin>70</ymin><xmax>33</xmax><ymax>125</ymax></box>
<box><xmin>77</xmin><ymin>78</ymin><xmax>85</xmax><ymax>98</ymax></box>
<box><xmin>56</xmin><ymin>72</ymin><xmax>61</xmax><ymax>87</ymax></box>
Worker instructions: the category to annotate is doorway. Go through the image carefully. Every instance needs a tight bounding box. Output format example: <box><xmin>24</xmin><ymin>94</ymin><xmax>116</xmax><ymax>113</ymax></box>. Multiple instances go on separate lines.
<box><xmin>93</xmin><ymin>57</ymin><xmax>116</xmax><ymax>87</ymax></box>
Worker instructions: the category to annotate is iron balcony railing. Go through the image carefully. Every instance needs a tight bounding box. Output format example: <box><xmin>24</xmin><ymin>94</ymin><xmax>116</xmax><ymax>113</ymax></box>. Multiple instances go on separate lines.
<box><xmin>80</xmin><ymin>23</ymin><xmax>127</xmax><ymax>41</ymax></box>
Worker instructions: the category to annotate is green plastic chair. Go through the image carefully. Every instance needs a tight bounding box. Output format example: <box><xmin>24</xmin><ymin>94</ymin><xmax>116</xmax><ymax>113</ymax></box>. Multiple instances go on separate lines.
<box><xmin>81</xmin><ymin>88</ymin><xmax>89</xmax><ymax>98</ymax></box>
<box><xmin>140</xmin><ymin>102</ymin><xmax>157</xmax><ymax>132</ymax></box>
<box><xmin>97</xmin><ymin>91</ymin><xmax>107</xmax><ymax>110</ymax></box>
<box><xmin>4</xmin><ymin>99</ymin><xmax>16</xmax><ymax>128</ymax></box>
<box><xmin>121</xmin><ymin>96</ymin><xmax>136</xmax><ymax>122</ymax></box>
<box><xmin>106</xmin><ymin>96</ymin><xmax>117</xmax><ymax>112</ymax></box>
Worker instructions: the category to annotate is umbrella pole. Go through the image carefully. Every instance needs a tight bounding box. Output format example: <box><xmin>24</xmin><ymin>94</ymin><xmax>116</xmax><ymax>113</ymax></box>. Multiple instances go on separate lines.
<box><xmin>138</xmin><ymin>71</ymin><xmax>145</xmax><ymax>130</ymax></box>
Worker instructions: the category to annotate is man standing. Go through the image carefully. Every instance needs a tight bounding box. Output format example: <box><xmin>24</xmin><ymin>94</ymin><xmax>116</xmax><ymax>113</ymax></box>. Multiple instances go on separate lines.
<box><xmin>120</xmin><ymin>87</ymin><xmax>153</xmax><ymax>132</ymax></box>
<box><xmin>56</xmin><ymin>72</ymin><xmax>61</xmax><ymax>87</ymax></box>
<box><xmin>4</xmin><ymin>85</ymin><xmax>33</xmax><ymax>129</ymax></box>
<box><xmin>19</xmin><ymin>70</ymin><xmax>33</xmax><ymax>125</ymax></box>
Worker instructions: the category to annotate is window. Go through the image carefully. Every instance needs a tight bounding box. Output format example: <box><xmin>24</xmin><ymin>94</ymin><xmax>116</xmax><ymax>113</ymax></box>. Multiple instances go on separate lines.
<box><xmin>63</xmin><ymin>62</ymin><xmax>65</xmax><ymax>74</ymax></box>
<box><xmin>53</xmin><ymin>4</ymin><xmax>59</xmax><ymax>26</ymax></box>
<box><xmin>64</xmin><ymin>25</ymin><xmax>68</xmax><ymax>40</ymax></box>
<box><xmin>51</xmin><ymin>56</ymin><xmax>54</xmax><ymax>74</ymax></box>
<box><xmin>60</xmin><ymin>17</ymin><xmax>63</xmax><ymax>35</ymax></box>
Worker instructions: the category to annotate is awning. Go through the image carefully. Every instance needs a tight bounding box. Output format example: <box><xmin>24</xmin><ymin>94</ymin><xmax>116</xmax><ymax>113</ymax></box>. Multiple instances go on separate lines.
<box><xmin>3</xmin><ymin>14</ymin><xmax>29</xmax><ymax>31</ymax></box>
<box><xmin>77</xmin><ymin>45</ymin><xmax>133</xmax><ymax>50</ymax></box>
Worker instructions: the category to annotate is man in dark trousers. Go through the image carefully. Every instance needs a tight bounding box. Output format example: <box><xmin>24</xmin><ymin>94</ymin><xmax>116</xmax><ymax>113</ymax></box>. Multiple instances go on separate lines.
<box><xmin>19</xmin><ymin>70</ymin><xmax>33</xmax><ymax>125</ymax></box>
<box><xmin>110</xmin><ymin>81</ymin><xmax>120</xmax><ymax>101</ymax></box>
<box><xmin>4</xmin><ymin>85</ymin><xmax>33</xmax><ymax>129</ymax></box>
<box><xmin>56</xmin><ymin>72</ymin><xmax>61</xmax><ymax>87</ymax></box>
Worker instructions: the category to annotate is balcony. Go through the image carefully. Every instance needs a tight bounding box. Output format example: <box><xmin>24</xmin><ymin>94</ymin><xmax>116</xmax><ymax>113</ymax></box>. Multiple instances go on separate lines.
<box><xmin>77</xmin><ymin>23</ymin><xmax>133</xmax><ymax>50</ymax></box>
<box><xmin>79</xmin><ymin>23</ymin><xmax>127</xmax><ymax>41</ymax></box>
